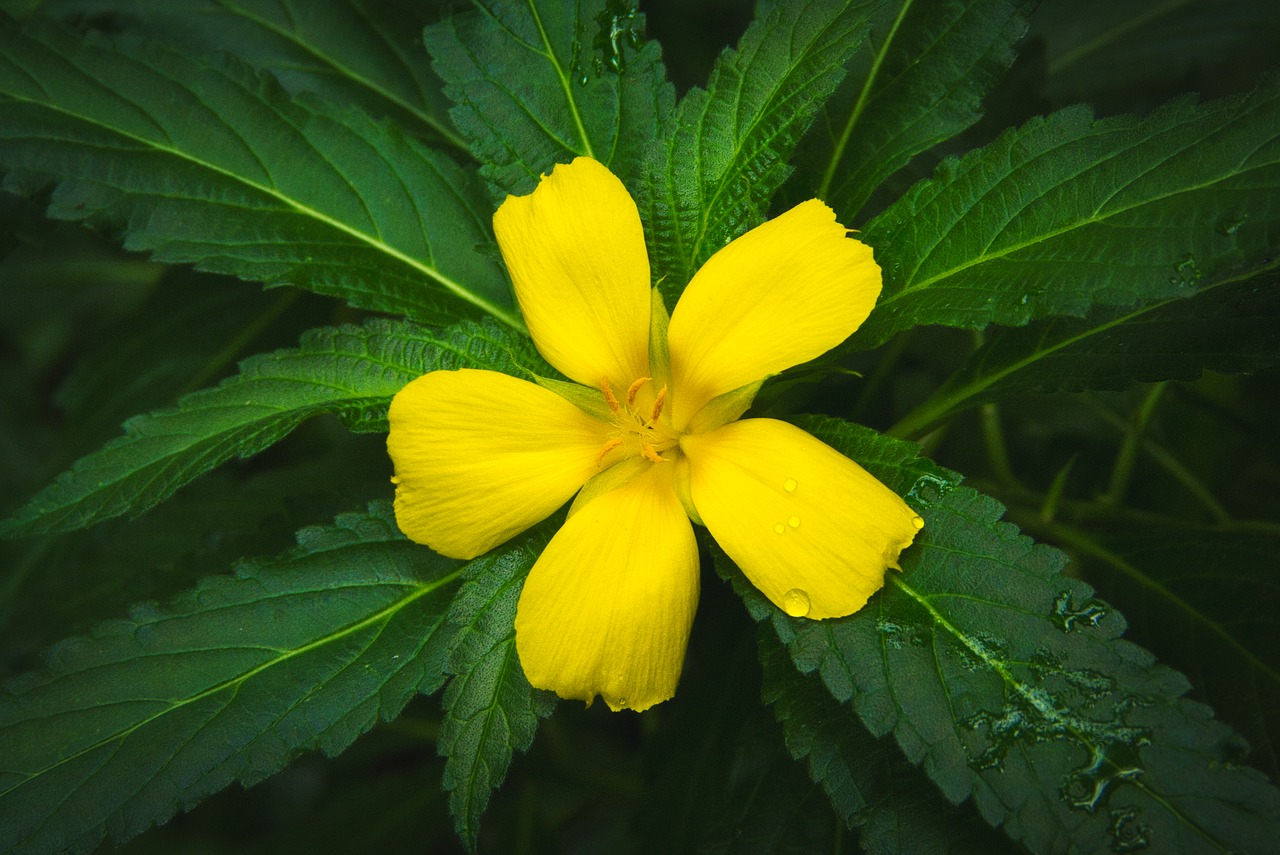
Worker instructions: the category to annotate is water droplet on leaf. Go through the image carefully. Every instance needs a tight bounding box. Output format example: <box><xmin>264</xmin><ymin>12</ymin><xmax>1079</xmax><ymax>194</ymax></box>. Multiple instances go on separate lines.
<box><xmin>1053</xmin><ymin>591</ymin><xmax>1108</xmax><ymax>632</ymax></box>
<box><xmin>1109</xmin><ymin>806</ymin><xmax>1152</xmax><ymax>852</ymax></box>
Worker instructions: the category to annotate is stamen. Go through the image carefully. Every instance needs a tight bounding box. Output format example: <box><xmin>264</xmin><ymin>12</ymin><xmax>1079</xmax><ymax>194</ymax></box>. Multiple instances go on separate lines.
<box><xmin>595</xmin><ymin>437</ymin><xmax>623</xmax><ymax>468</ymax></box>
<box><xmin>641</xmin><ymin>443</ymin><xmax>666</xmax><ymax>464</ymax></box>
<box><xmin>626</xmin><ymin>377</ymin><xmax>651</xmax><ymax>406</ymax></box>
<box><xmin>601</xmin><ymin>377</ymin><xmax>621</xmax><ymax>413</ymax></box>
<box><xmin>651</xmin><ymin>386</ymin><xmax>668</xmax><ymax>421</ymax></box>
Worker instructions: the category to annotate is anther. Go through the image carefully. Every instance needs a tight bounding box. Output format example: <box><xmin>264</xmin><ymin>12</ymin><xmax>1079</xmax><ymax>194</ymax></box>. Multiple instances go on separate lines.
<box><xmin>601</xmin><ymin>377</ymin><xmax>621</xmax><ymax>413</ymax></box>
<box><xmin>641</xmin><ymin>443</ymin><xmax>666</xmax><ymax>464</ymax></box>
<box><xmin>626</xmin><ymin>377</ymin><xmax>651</xmax><ymax>406</ymax></box>
<box><xmin>651</xmin><ymin>386</ymin><xmax>668</xmax><ymax>421</ymax></box>
<box><xmin>595</xmin><ymin>437</ymin><xmax>623</xmax><ymax>468</ymax></box>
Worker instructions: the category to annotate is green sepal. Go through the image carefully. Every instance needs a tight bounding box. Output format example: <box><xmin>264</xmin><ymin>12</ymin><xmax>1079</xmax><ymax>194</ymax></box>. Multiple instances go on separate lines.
<box><xmin>568</xmin><ymin>456</ymin><xmax>651</xmax><ymax>518</ymax></box>
<box><xmin>649</xmin><ymin>286</ymin><xmax>673</xmax><ymax>389</ymax></box>
<box><xmin>530</xmin><ymin>374</ymin><xmax>613</xmax><ymax>421</ymax></box>
<box><xmin>687</xmin><ymin>380</ymin><xmax>765</xmax><ymax>434</ymax></box>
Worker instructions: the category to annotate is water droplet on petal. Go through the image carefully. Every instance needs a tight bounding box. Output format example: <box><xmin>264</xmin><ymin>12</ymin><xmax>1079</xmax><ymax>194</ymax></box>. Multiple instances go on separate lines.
<box><xmin>783</xmin><ymin>478</ymin><xmax>798</xmax><ymax>492</ymax></box>
<box><xmin>773</xmin><ymin>523</ymin><xmax>786</xmax><ymax>534</ymax></box>
<box><xmin>782</xmin><ymin>588</ymin><xmax>810</xmax><ymax>617</ymax></box>
<box><xmin>788</xmin><ymin>515</ymin><xmax>800</xmax><ymax>528</ymax></box>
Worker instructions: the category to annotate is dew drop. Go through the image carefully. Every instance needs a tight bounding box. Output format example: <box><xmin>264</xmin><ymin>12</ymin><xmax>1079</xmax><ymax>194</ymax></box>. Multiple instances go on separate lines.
<box><xmin>783</xmin><ymin>478</ymin><xmax>798</xmax><ymax>492</ymax></box>
<box><xmin>782</xmin><ymin>588</ymin><xmax>811</xmax><ymax>617</ymax></box>
<box><xmin>773</xmin><ymin>523</ymin><xmax>786</xmax><ymax>534</ymax></box>
<box><xmin>1109</xmin><ymin>806</ymin><xmax>1152</xmax><ymax>852</ymax></box>
<box><xmin>787</xmin><ymin>515</ymin><xmax>801</xmax><ymax>528</ymax></box>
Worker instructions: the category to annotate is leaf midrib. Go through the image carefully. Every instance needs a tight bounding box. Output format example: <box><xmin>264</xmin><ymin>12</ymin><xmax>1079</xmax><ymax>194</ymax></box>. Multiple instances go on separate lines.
<box><xmin>0</xmin><ymin>562</ymin><xmax>463</xmax><ymax>805</ymax></box>
<box><xmin>1</xmin><ymin>45</ymin><xmax>524</xmax><ymax>329</ymax></box>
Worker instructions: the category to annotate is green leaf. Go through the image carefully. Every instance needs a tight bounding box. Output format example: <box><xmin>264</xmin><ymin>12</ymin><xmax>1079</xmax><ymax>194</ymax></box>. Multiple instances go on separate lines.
<box><xmin>640</xmin><ymin>0</ymin><xmax>879</xmax><ymax>294</ymax></box>
<box><xmin>33</xmin><ymin>0</ymin><xmax>465</xmax><ymax>149</ymax></box>
<box><xmin>1057</xmin><ymin>522</ymin><xmax>1280</xmax><ymax>782</ymax></box>
<box><xmin>758</xmin><ymin>627</ymin><xmax>1013</xmax><ymax>854</ymax></box>
<box><xmin>0</xmin><ymin>318</ymin><xmax>541</xmax><ymax>538</ymax></box>
<box><xmin>725</xmin><ymin>421</ymin><xmax>1280</xmax><ymax>854</ymax></box>
<box><xmin>0</xmin><ymin>16</ymin><xmax>519</xmax><ymax>326</ymax></box>
<box><xmin>853</xmin><ymin>76</ymin><xmax>1280</xmax><ymax>348</ymax></box>
<box><xmin>425</xmin><ymin>0</ymin><xmax>673</xmax><ymax>197</ymax></box>
<box><xmin>0</xmin><ymin>502</ymin><xmax>464</xmax><ymax>855</ymax></box>
<box><xmin>892</xmin><ymin>267</ymin><xmax>1280</xmax><ymax>436</ymax></box>
<box><xmin>439</xmin><ymin>527</ymin><xmax>555</xmax><ymax>851</ymax></box>
<box><xmin>799</xmin><ymin>0</ymin><xmax>1030</xmax><ymax>222</ymax></box>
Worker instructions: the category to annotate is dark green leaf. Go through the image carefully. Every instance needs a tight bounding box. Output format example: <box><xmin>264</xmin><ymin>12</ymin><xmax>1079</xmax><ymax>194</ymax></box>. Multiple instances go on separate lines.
<box><xmin>1062</xmin><ymin>522</ymin><xmax>1280</xmax><ymax>782</ymax></box>
<box><xmin>0</xmin><ymin>502</ymin><xmax>463</xmax><ymax>854</ymax></box>
<box><xmin>33</xmin><ymin>0</ymin><xmax>465</xmax><ymax>149</ymax></box>
<box><xmin>725</xmin><ymin>421</ymin><xmax>1280</xmax><ymax>854</ymax></box>
<box><xmin>0</xmin><ymin>16</ymin><xmax>519</xmax><ymax>326</ymax></box>
<box><xmin>0</xmin><ymin>318</ymin><xmax>540</xmax><ymax>538</ymax></box>
<box><xmin>641</xmin><ymin>0</ymin><xmax>879</xmax><ymax>295</ymax></box>
<box><xmin>798</xmin><ymin>0</ymin><xmax>1030</xmax><ymax>222</ymax></box>
<box><xmin>892</xmin><ymin>268</ymin><xmax>1280</xmax><ymax>436</ymax></box>
<box><xmin>425</xmin><ymin>0</ymin><xmax>673</xmax><ymax>197</ymax></box>
<box><xmin>854</xmin><ymin>76</ymin><xmax>1280</xmax><ymax>348</ymax></box>
<box><xmin>439</xmin><ymin>528</ymin><xmax>555</xmax><ymax>851</ymax></box>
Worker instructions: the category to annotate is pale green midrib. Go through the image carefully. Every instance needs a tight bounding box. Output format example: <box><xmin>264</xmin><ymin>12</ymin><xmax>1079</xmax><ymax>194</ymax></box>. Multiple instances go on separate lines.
<box><xmin>453</xmin><ymin>636</ymin><xmax>519</xmax><ymax>836</ymax></box>
<box><xmin>816</xmin><ymin>0</ymin><xmax>913</xmax><ymax>200</ymax></box>
<box><xmin>688</xmin><ymin>9</ymin><xmax>855</xmax><ymax>268</ymax></box>
<box><xmin>872</xmin><ymin>100</ymin><xmax>1280</xmax><ymax>312</ymax></box>
<box><xmin>887</xmin><ymin>260</ymin><xmax>1280</xmax><ymax>438</ymax></box>
<box><xmin>5</xmin><ymin>328</ymin><xmax>516</xmax><ymax>533</ymax></box>
<box><xmin>0</xmin><ymin>565</ymin><xmax>464</xmax><ymax>804</ymax></box>
<box><xmin>214</xmin><ymin>0</ymin><xmax>469</xmax><ymax>152</ymax></box>
<box><xmin>1</xmin><ymin>77</ymin><xmax>524</xmax><ymax>330</ymax></box>
<box><xmin>525</xmin><ymin>0</ymin><xmax>594</xmax><ymax>160</ymax></box>
<box><xmin>1046</xmin><ymin>0</ymin><xmax>1194</xmax><ymax>78</ymax></box>
<box><xmin>888</xmin><ymin>570</ymin><xmax>1221</xmax><ymax>849</ymax></box>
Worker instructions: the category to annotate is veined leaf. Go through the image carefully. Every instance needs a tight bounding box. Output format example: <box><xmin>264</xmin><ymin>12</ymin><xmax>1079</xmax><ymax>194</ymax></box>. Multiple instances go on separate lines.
<box><xmin>758</xmin><ymin>627</ymin><xmax>1012</xmax><ymax>854</ymax></box>
<box><xmin>0</xmin><ymin>318</ymin><xmax>542</xmax><ymax>538</ymax></box>
<box><xmin>641</xmin><ymin>0</ymin><xmax>879</xmax><ymax>294</ymax></box>
<box><xmin>439</xmin><ymin>527</ymin><xmax>555</xmax><ymax>851</ymax></box>
<box><xmin>1059</xmin><ymin>523</ymin><xmax>1280</xmax><ymax>782</ymax></box>
<box><xmin>425</xmin><ymin>0</ymin><xmax>673</xmax><ymax>197</ymax></box>
<box><xmin>853</xmin><ymin>76</ymin><xmax>1280</xmax><ymax>348</ymax></box>
<box><xmin>799</xmin><ymin>0</ymin><xmax>1030</xmax><ymax>221</ymax></box>
<box><xmin>0</xmin><ymin>502</ymin><xmax>464</xmax><ymax>855</ymax></box>
<box><xmin>31</xmin><ymin>0</ymin><xmax>465</xmax><ymax>149</ymax></box>
<box><xmin>892</xmin><ymin>267</ymin><xmax>1280</xmax><ymax>436</ymax></box>
<box><xmin>723</xmin><ymin>419</ymin><xmax>1280</xmax><ymax>854</ymax></box>
<box><xmin>0</xmin><ymin>16</ymin><xmax>520</xmax><ymax>326</ymax></box>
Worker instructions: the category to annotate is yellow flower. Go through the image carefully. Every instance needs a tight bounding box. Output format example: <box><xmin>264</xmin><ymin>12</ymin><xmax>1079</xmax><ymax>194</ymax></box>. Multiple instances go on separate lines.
<box><xmin>387</xmin><ymin>157</ymin><xmax>922</xmax><ymax>712</ymax></box>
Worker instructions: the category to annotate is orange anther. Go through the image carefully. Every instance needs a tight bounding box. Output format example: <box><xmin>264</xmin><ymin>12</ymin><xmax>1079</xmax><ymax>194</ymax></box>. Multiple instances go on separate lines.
<box><xmin>601</xmin><ymin>377</ymin><xmax>621</xmax><ymax>413</ymax></box>
<box><xmin>651</xmin><ymin>386</ymin><xmax>668</xmax><ymax>421</ymax></box>
<box><xmin>595</xmin><ymin>437</ymin><xmax>623</xmax><ymax>468</ymax></box>
<box><xmin>626</xmin><ymin>376</ymin><xmax>651</xmax><ymax>406</ymax></box>
<box><xmin>641</xmin><ymin>443</ymin><xmax>666</xmax><ymax>464</ymax></box>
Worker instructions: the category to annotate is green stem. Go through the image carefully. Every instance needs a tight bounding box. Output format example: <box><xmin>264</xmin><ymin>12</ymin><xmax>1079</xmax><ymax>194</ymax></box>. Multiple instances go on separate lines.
<box><xmin>1100</xmin><ymin>383</ymin><xmax>1166</xmax><ymax>507</ymax></box>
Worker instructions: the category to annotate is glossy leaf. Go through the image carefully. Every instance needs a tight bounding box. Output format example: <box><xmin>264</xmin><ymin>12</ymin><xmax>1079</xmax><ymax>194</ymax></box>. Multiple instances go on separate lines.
<box><xmin>0</xmin><ymin>503</ymin><xmax>463</xmax><ymax>855</ymax></box>
<box><xmin>0</xmin><ymin>16</ymin><xmax>519</xmax><ymax>326</ymax></box>
<box><xmin>31</xmin><ymin>0</ymin><xmax>464</xmax><ymax>148</ymax></box>
<box><xmin>640</xmin><ymin>0</ymin><xmax>879</xmax><ymax>294</ymax></box>
<box><xmin>722</xmin><ymin>419</ymin><xmax>1280</xmax><ymax>854</ymax></box>
<box><xmin>853</xmin><ymin>76</ymin><xmax>1280</xmax><ymax>348</ymax></box>
<box><xmin>425</xmin><ymin>0</ymin><xmax>673</xmax><ymax>197</ymax></box>
<box><xmin>893</xmin><ymin>268</ymin><xmax>1280</xmax><ymax>436</ymax></box>
<box><xmin>799</xmin><ymin>0</ymin><xmax>1030</xmax><ymax>221</ymax></box>
<box><xmin>439</xmin><ymin>528</ymin><xmax>555</xmax><ymax>851</ymax></box>
<box><xmin>0</xmin><ymin>319</ymin><xmax>541</xmax><ymax>538</ymax></box>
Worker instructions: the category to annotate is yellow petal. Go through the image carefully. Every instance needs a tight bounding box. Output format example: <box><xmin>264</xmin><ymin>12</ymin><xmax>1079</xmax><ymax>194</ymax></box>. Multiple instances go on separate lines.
<box><xmin>681</xmin><ymin>419</ymin><xmax>922</xmax><ymax>620</ymax></box>
<box><xmin>387</xmin><ymin>369</ymin><xmax>609</xmax><ymax>559</ymax></box>
<box><xmin>666</xmin><ymin>200</ymin><xmax>881</xmax><ymax>427</ymax></box>
<box><xmin>494</xmin><ymin>157</ymin><xmax>652</xmax><ymax>388</ymax></box>
<box><xmin>515</xmin><ymin>464</ymin><xmax>699</xmax><ymax>712</ymax></box>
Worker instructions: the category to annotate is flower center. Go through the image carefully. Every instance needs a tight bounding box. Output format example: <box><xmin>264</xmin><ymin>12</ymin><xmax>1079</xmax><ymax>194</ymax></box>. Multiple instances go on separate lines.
<box><xmin>595</xmin><ymin>375</ymin><xmax>680</xmax><ymax>468</ymax></box>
